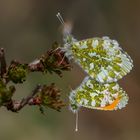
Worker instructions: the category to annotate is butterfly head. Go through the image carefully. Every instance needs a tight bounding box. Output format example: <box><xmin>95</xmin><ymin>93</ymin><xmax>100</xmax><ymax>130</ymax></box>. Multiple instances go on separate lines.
<box><xmin>56</xmin><ymin>12</ymin><xmax>76</xmax><ymax>45</ymax></box>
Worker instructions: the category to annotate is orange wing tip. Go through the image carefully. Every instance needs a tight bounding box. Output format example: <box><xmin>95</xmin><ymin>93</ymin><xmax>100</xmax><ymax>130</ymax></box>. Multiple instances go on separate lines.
<box><xmin>97</xmin><ymin>94</ymin><xmax>129</xmax><ymax>111</ymax></box>
<box><xmin>97</xmin><ymin>97</ymin><xmax>120</xmax><ymax>111</ymax></box>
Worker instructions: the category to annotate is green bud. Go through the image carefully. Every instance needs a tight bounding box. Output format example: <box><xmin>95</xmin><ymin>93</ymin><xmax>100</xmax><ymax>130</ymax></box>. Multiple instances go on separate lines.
<box><xmin>8</xmin><ymin>63</ymin><xmax>28</xmax><ymax>83</ymax></box>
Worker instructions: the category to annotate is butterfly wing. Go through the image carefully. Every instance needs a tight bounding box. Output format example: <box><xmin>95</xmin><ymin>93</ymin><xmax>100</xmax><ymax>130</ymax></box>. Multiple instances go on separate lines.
<box><xmin>71</xmin><ymin>37</ymin><xmax>133</xmax><ymax>83</ymax></box>
<box><xmin>69</xmin><ymin>77</ymin><xmax>128</xmax><ymax>112</ymax></box>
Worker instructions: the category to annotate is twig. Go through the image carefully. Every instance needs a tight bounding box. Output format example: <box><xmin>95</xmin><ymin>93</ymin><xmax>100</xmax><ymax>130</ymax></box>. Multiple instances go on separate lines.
<box><xmin>0</xmin><ymin>48</ymin><xmax>7</xmax><ymax>78</ymax></box>
<box><xmin>17</xmin><ymin>84</ymin><xmax>41</xmax><ymax>110</ymax></box>
<box><xmin>0</xmin><ymin>45</ymin><xmax>68</xmax><ymax>113</ymax></box>
<box><xmin>6</xmin><ymin>85</ymin><xmax>41</xmax><ymax>112</ymax></box>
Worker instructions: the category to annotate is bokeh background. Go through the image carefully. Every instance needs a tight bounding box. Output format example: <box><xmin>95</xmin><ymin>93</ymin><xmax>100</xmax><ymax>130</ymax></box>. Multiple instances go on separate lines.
<box><xmin>0</xmin><ymin>0</ymin><xmax>139</xmax><ymax>140</ymax></box>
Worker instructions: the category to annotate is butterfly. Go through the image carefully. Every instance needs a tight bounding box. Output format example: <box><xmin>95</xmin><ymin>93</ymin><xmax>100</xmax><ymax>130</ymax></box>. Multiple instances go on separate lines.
<box><xmin>56</xmin><ymin>12</ymin><xmax>133</xmax><ymax>131</ymax></box>
<box><xmin>69</xmin><ymin>76</ymin><xmax>128</xmax><ymax>112</ymax></box>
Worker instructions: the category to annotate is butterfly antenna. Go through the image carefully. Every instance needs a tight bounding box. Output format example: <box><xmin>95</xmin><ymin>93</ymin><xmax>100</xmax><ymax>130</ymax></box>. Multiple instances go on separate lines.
<box><xmin>75</xmin><ymin>110</ymin><xmax>79</xmax><ymax>132</ymax></box>
<box><xmin>56</xmin><ymin>12</ymin><xmax>65</xmax><ymax>25</ymax></box>
<box><xmin>68</xmin><ymin>86</ymin><xmax>79</xmax><ymax>132</ymax></box>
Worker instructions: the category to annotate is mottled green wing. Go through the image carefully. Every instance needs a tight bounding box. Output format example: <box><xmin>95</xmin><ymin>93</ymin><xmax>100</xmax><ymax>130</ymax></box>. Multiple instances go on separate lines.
<box><xmin>69</xmin><ymin>76</ymin><xmax>128</xmax><ymax>112</ymax></box>
<box><xmin>71</xmin><ymin>37</ymin><xmax>133</xmax><ymax>83</ymax></box>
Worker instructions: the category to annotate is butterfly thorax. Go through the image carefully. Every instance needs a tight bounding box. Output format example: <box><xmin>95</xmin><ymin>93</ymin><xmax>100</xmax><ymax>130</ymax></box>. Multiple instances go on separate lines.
<box><xmin>62</xmin><ymin>34</ymin><xmax>77</xmax><ymax>59</ymax></box>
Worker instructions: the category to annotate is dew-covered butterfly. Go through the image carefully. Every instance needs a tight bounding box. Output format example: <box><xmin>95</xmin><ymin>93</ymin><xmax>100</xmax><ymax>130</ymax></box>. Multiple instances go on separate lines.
<box><xmin>56</xmin><ymin>12</ymin><xmax>133</xmax><ymax>131</ymax></box>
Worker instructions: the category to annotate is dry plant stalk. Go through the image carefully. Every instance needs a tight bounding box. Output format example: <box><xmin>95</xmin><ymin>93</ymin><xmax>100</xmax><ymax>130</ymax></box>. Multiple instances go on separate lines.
<box><xmin>0</xmin><ymin>42</ymin><xmax>71</xmax><ymax>113</ymax></box>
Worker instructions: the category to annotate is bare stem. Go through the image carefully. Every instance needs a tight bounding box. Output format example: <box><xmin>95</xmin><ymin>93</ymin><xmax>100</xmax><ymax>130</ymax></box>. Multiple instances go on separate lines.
<box><xmin>0</xmin><ymin>45</ymin><xmax>67</xmax><ymax>113</ymax></box>
<box><xmin>17</xmin><ymin>84</ymin><xmax>41</xmax><ymax>110</ymax></box>
<box><xmin>6</xmin><ymin>85</ymin><xmax>41</xmax><ymax>112</ymax></box>
<box><xmin>0</xmin><ymin>48</ymin><xmax>7</xmax><ymax>78</ymax></box>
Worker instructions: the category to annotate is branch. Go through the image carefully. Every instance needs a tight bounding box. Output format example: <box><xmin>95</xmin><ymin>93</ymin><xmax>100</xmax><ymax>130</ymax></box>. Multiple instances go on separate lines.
<box><xmin>5</xmin><ymin>84</ymin><xmax>65</xmax><ymax>113</ymax></box>
<box><xmin>5</xmin><ymin>85</ymin><xmax>41</xmax><ymax>112</ymax></box>
<box><xmin>0</xmin><ymin>42</ymin><xmax>70</xmax><ymax>114</ymax></box>
<box><xmin>28</xmin><ymin>46</ymin><xmax>71</xmax><ymax>77</ymax></box>
<box><xmin>0</xmin><ymin>48</ymin><xmax>7</xmax><ymax>78</ymax></box>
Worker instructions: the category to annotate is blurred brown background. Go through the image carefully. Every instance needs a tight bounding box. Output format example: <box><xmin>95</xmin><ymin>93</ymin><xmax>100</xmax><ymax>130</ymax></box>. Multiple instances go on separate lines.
<box><xmin>0</xmin><ymin>0</ymin><xmax>139</xmax><ymax>140</ymax></box>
